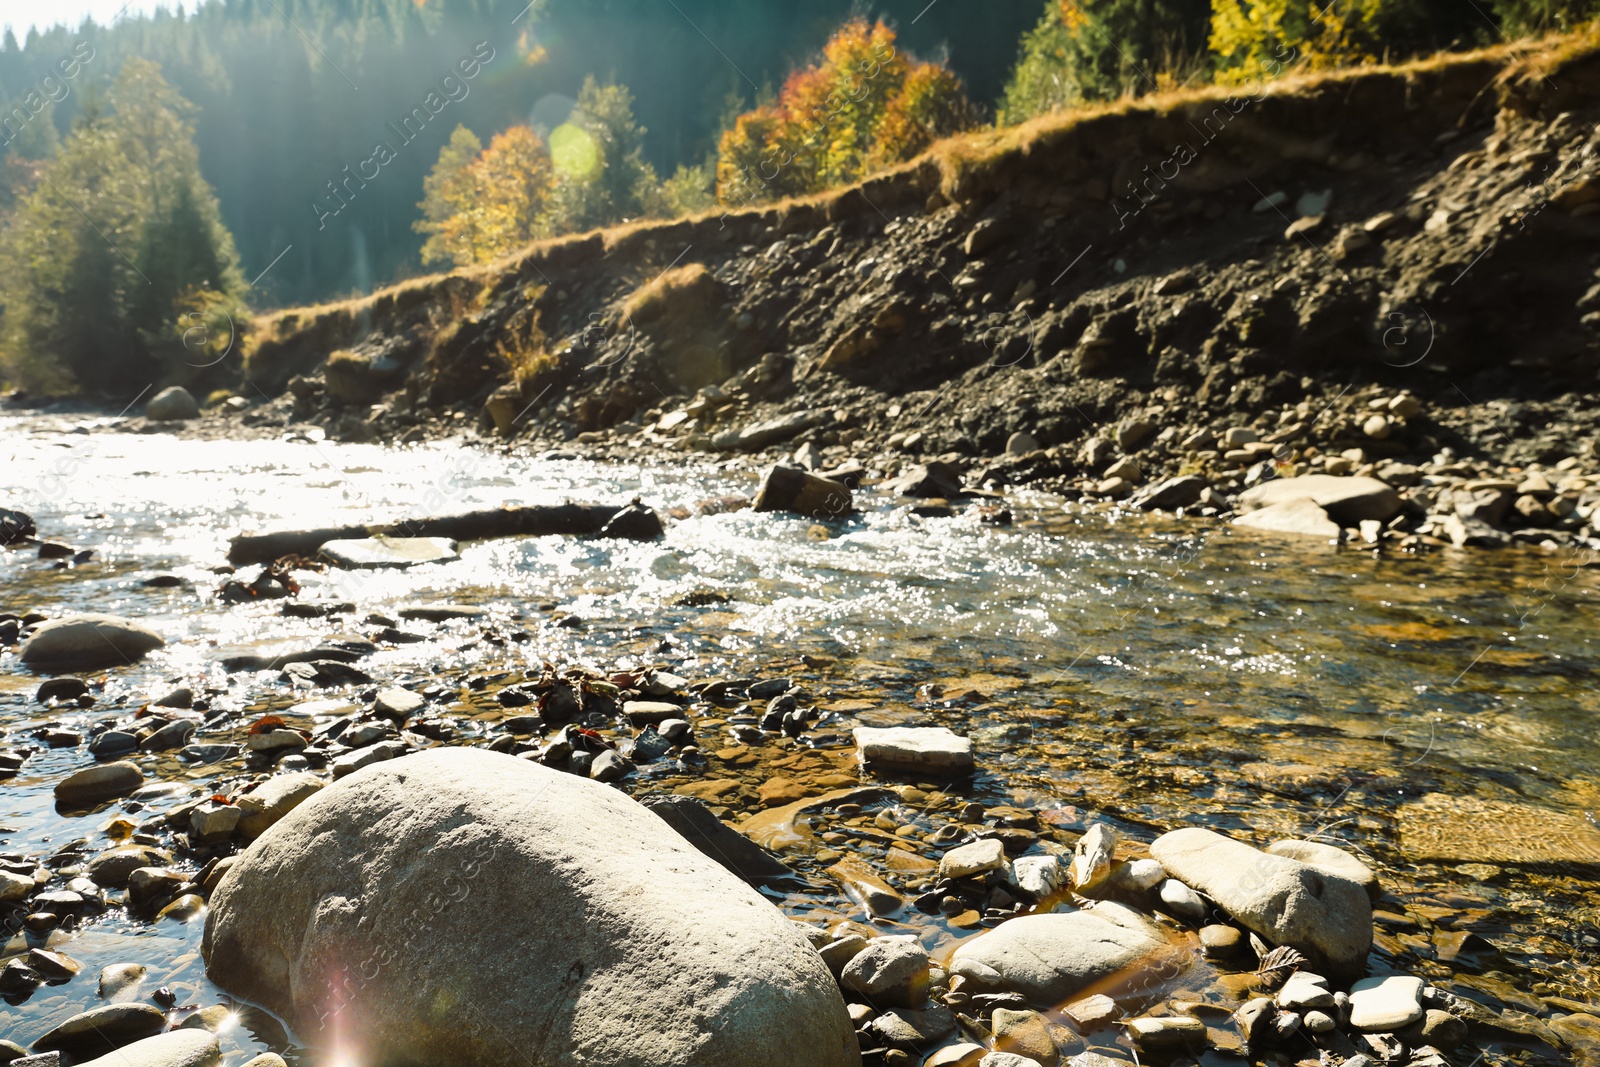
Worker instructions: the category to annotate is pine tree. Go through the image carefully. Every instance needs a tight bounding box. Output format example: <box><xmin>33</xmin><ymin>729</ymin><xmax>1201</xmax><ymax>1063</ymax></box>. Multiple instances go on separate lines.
<box><xmin>548</xmin><ymin>77</ymin><xmax>661</xmax><ymax>233</ymax></box>
<box><xmin>0</xmin><ymin>59</ymin><xmax>244</xmax><ymax>393</ymax></box>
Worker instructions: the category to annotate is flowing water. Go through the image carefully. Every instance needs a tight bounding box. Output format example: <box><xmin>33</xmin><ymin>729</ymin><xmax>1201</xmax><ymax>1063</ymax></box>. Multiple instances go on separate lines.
<box><xmin>2</xmin><ymin>417</ymin><xmax>1598</xmax><ymax>1063</ymax></box>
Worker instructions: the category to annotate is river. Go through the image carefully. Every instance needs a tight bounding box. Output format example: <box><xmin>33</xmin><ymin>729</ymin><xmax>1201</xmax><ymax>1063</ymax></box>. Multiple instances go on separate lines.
<box><xmin>2</xmin><ymin>419</ymin><xmax>1597</xmax><ymax>1063</ymax></box>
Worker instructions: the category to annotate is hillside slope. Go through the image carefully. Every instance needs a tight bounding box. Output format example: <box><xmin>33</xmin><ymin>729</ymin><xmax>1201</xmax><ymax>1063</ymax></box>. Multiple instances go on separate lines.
<box><xmin>239</xmin><ymin>33</ymin><xmax>1600</xmax><ymax>544</ymax></box>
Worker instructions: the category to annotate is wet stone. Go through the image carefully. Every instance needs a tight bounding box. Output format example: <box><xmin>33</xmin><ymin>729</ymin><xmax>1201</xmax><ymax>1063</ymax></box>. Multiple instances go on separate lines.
<box><xmin>939</xmin><ymin>838</ymin><xmax>1007</xmax><ymax>880</ymax></box>
<box><xmin>853</xmin><ymin>726</ymin><xmax>974</xmax><ymax>775</ymax></box>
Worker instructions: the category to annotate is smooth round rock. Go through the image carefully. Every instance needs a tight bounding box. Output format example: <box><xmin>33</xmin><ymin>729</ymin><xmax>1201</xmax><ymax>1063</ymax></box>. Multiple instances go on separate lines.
<box><xmin>202</xmin><ymin>748</ymin><xmax>857</xmax><ymax>1066</ymax></box>
<box><xmin>21</xmin><ymin>614</ymin><xmax>164</xmax><ymax>671</ymax></box>
<box><xmin>1151</xmin><ymin>827</ymin><xmax>1372</xmax><ymax>974</ymax></box>
<box><xmin>1265</xmin><ymin>840</ymin><xmax>1380</xmax><ymax>899</ymax></box>
<box><xmin>950</xmin><ymin>903</ymin><xmax>1173</xmax><ymax>1004</ymax></box>
<box><xmin>55</xmin><ymin>762</ymin><xmax>144</xmax><ymax>805</ymax></box>
<box><xmin>32</xmin><ymin>1003</ymin><xmax>166</xmax><ymax>1053</ymax></box>
<box><xmin>72</xmin><ymin>1028</ymin><xmax>218</xmax><ymax>1067</ymax></box>
<box><xmin>146</xmin><ymin>386</ymin><xmax>200</xmax><ymax>422</ymax></box>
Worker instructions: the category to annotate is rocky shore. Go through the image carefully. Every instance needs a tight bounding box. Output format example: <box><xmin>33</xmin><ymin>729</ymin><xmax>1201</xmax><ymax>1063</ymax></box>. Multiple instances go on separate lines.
<box><xmin>2</xmin><ymin>586</ymin><xmax>1597</xmax><ymax>1066</ymax></box>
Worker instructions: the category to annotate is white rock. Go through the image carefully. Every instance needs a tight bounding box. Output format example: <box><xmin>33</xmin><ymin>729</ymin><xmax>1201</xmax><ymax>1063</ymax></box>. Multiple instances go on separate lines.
<box><xmin>853</xmin><ymin>726</ymin><xmax>973</xmax><ymax>775</ymax></box>
<box><xmin>21</xmin><ymin>614</ymin><xmax>165</xmax><ymax>671</ymax></box>
<box><xmin>1265</xmin><ymin>840</ymin><xmax>1380</xmax><ymax>899</ymax></box>
<box><xmin>981</xmin><ymin>1055</ymin><xmax>1043</xmax><ymax>1067</ymax></box>
<box><xmin>246</xmin><ymin>730</ymin><xmax>306</xmax><ymax>753</ymax></box>
<box><xmin>330</xmin><ymin>739</ymin><xmax>406</xmax><ymax>778</ymax></box>
<box><xmin>318</xmin><ymin>536</ymin><xmax>458</xmax><ymax>569</ymax></box>
<box><xmin>234</xmin><ymin>773</ymin><xmax>324</xmax><ymax>839</ymax></box>
<box><xmin>1150</xmin><ymin>827</ymin><xmax>1372</xmax><ymax>974</ymax></box>
<box><xmin>1123</xmin><ymin>858</ymin><xmax>1166</xmax><ymax>890</ymax></box>
<box><xmin>1233</xmin><ymin>498</ymin><xmax>1341</xmax><ymax>539</ymax></box>
<box><xmin>1238</xmin><ymin>474</ymin><xmax>1402</xmax><ymax>524</ymax></box>
<box><xmin>373</xmin><ymin>687</ymin><xmax>424</xmax><ymax>720</ymax></box>
<box><xmin>1012</xmin><ymin>855</ymin><xmax>1068</xmax><ymax>898</ymax></box>
<box><xmin>71</xmin><ymin>1029</ymin><xmax>218</xmax><ymax>1067</ymax></box>
<box><xmin>202</xmin><ymin>748</ymin><xmax>857</xmax><ymax>1066</ymax></box>
<box><xmin>189</xmin><ymin>802</ymin><xmax>240</xmax><ymax>841</ymax></box>
<box><xmin>146</xmin><ymin>386</ymin><xmax>200</xmax><ymax>422</ymax></box>
<box><xmin>1277</xmin><ymin>970</ymin><xmax>1336</xmax><ymax>1011</ymax></box>
<box><xmin>940</xmin><ymin>839</ymin><xmax>1007</xmax><ymax>880</ymax></box>
<box><xmin>1158</xmin><ymin>878</ymin><xmax>1207</xmax><ymax>920</ymax></box>
<box><xmin>950</xmin><ymin>902</ymin><xmax>1173</xmax><ymax>1003</ymax></box>
<box><xmin>1349</xmin><ymin>975</ymin><xmax>1425</xmax><ymax>1031</ymax></box>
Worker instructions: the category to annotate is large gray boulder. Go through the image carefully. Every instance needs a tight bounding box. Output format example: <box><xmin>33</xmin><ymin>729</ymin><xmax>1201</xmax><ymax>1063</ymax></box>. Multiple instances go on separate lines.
<box><xmin>1150</xmin><ymin>828</ymin><xmax>1372</xmax><ymax>974</ymax></box>
<box><xmin>202</xmin><ymin>748</ymin><xmax>858</xmax><ymax>1067</ymax></box>
<box><xmin>21</xmin><ymin>614</ymin><xmax>164</xmax><ymax>671</ymax></box>
<box><xmin>1237</xmin><ymin>475</ymin><xmax>1401</xmax><ymax>525</ymax></box>
<box><xmin>949</xmin><ymin>902</ymin><xmax>1173</xmax><ymax>1004</ymax></box>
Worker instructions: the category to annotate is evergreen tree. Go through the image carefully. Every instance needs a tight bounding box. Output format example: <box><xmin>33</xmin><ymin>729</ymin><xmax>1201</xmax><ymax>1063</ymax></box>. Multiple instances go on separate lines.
<box><xmin>548</xmin><ymin>77</ymin><xmax>661</xmax><ymax>233</ymax></box>
<box><xmin>1000</xmin><ymin>0</ymin><xmax>1213</xmax><ymax>123</ymax></box>
<box><xmin>0</xmin><ymin>59</ymin><xmax>244</xmax><ymax>393</ymax></box>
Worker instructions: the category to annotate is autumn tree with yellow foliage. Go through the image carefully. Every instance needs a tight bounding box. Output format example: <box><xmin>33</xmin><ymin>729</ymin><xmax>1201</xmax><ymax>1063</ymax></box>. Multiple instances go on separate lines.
<box><xmin>415</xmin><ymin>124</ymin><xmax>553</xmax><ymax>268</ymax></box>
<box><xmin>716</xmin><ymin>19</ymin><xmax>976</xmax><ymax>207</ymax></box>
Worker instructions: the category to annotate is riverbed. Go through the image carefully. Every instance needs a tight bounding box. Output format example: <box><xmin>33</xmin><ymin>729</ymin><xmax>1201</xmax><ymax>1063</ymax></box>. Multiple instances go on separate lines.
<box><xmin>2</xmin><ymin>419</ymin><xmax>1597</xmax><ymax>1064</ymax></box>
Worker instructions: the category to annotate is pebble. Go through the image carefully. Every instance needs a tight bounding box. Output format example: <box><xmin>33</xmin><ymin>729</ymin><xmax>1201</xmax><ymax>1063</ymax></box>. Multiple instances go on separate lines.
<box><xmin>373</xmin><ymin>687</ymin><xmax>425</xmax><ymax>720</ymax></box>
<box><xmin>1277</xmin><ymin>970</ymin><xmax>1336</xmax><ymax>1011</ymax></box>
<box><xmin>991</xmin><ymin>1007</ymin><xmax>1060</xmax><ymax>1066</ymax></box>
<box><xmin>840</xmin><ymin>938</ymin><xmax>930</xmax><ymax>1008</ymax></box>
<box><xmin>1064</xmin><ymin>993</ymin><xmax>1118</xmax><ymax>1030</ymax></box>
<box><xmin>331</xmin><ymin>739</ymin><xmax>407</xmax><ymax>778</ymax></box>
<box><xmin>98</xmin><ymin>963</ymin><xmax>147</xmax><ymax>1001</ymax></box>
<box><xmin>1304</xmin><ymin>1009</ymin><xmax>1336</xmax><ymax>1033</ymax></box>
<box><xmin>1199</xmin><ymin>924</ymin><xmax>1242</xmax><ymax>957</ymax></box>
<box><xmin>1349</xmin><ymin>974</ymin><xmax>1426</xmax><ymax>1030</ymax></box>
<box><xmin>1127</xmin><ymin>1015</ymin><xmax>1206</xmax><ymax>1049</ymax></box>
<box><xmin>1157</xmin><ymin>878</ymin><xmax>1207</xmax><ymax>920</ymax></box>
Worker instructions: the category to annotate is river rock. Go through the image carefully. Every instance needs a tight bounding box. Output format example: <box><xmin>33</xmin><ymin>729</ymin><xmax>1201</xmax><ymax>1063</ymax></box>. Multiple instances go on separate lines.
<box><xmin>840</xmin><ymin>938</ymin><xmax>930</xmax><ymax>1008</ymax></box>
<box><xmin>853</xmin><ymin>726</ymin><xmax>973</xmax><ymax>775</ymax></box>
<box><xmin>0</xmin><ymin>869</ymin><xmax>32</xmax><ymax>902</ymax></box>
<box><xmin>1238</xmin><ymin>475</ymin><xmax>1402</xmax><ymax>524</ymax></box>
<box><xmin>1006</xmin><ymin>432</ymin><xmax>1041</xmax><ymax>456</ymax></box>
<box><xmin>752</xmin><ymin>465</ymin><xmax>853</xmax><ymax>519</ymax></box>
<box><xmin>1</xmin><ymin>506</ymin><xmax>35</xmax><ymax>544</ymax></box>
<box><xmin>55</xmin><ymin>761</ymin><xmax>144</xmax><ymax>805</ymax></box>
<box><xmin>714</xmin><ymin>411</ymin><xmax>817</xmax><ymax>452</ymax></box>
<box><xmin>46</xmin><ymin>1035</ymin><xmax>217</xmax><ymax>1067</ymax></box>
<box><xmin>235</xmin><ymin>773</ymin><xmax>325</xmax><ymax>839</ymax></box>
<box><xmin>98</xmin><ymin>963</ymin><xmax>147</xmax><ymax>1001</ymax></box>
<box><xmin>87</xmin><ymin>845</ymin><xmax>172</xmax><ymax>888</ymax></box>
<box><xmin>887</xmin><ymin>462</ymin><xmax>964</xmax><ymax>499</ymax></box>
<box><xmin>21</xmin><ymin>615</ymin><xmax>165</xmax><ymax>671</ymax></box>
<box><xmin>146</xmin><ymin>386</ymin><xmax>199</xmax><ymax>422</ymax></box>
<box><xmin>1232</xmin><ymin>498</ymin><xmax>1341</xmax><ymax>539</ymax></box>
<box><xmin>1149</xmin><ymin>827</ymin><xmax>1372</xmax><ymax>974</ymax></box>
<box><xmin>1349</xmin><ymin>975</ymin><xmax>1425</xmax><ymax>1031</ymax></box>
<box><xmin>202</xmin><ymin>748</ymin><xmax>857</xmax><ymax>1066</ymax></box>
<box><xmin>991</xmin><ymin>1008</ymin><xmax>1059</xmax><ymax>1066</ymax></box>
<box><xmin>949</xmin><ymin>903</ymin><xmax>1171</xmax><ymax>1004</ymax></box>
<box><xmin>1265</xmin><ymin>840</ymin><xmax>1380</xmax><ymax>899</ymax></box>
<box><xmin>940</xmin><ymin>838</ymin><xmax>1007</xmax><ymax>880</ymax></box>
<box><xmin>31</xmin><ymin>1003</ymin><xmax>166</xmax><ymax>1054</ymax></box>
<box><xmin>1129</xmin><ymin>475</ymin><xmax>1207</xmax><ymax>511</ymax></box>
<box><xmin>373</xmin><ymin>687</ymin><xmax>424</xmax><ymax>721</ymax></box>
<box><xmin>318</xmin><ymin>536</ymin><xmax>458</xmax><ymax>569</ymax></box>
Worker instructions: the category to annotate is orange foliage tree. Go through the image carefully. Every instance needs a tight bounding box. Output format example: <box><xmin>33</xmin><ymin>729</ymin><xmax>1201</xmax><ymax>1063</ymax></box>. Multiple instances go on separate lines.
<box><xmin>416</xmin><ymin>124</ymin><xmax>554</xmax><ymax>268</ymax></box>
<box><xmin>716</xmin><ymin>19</ymin><xmax>976</xmax><ymax>207</ymax></box>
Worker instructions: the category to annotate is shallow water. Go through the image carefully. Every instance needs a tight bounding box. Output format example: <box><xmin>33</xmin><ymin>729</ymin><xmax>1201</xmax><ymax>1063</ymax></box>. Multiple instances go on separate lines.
<box><xmin>2</xmin><ymin>419</ymin><xmax>1598</xmax><ymax>1062</ymax></box>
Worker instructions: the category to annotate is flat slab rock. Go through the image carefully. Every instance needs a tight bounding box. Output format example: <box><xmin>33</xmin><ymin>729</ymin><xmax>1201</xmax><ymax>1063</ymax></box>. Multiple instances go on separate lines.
<box><xmin>318</xmin><ymin>535</ymin><xmax>459</xmax><ymax>569</ymax></box>
<box><xmin>1238</xmin><ymin>474</ymin><xmax>1402</xmax><ymax>525</ymax></box>
<box><xmin>949</xmin><ymin>902</ymin><xmax>1173</xmax><ymax>1004</ymax></box>
<box><xmin>1232</xmin><ymin>498</ymin><xmax>1341</xmax><ymax>539</ymax></box>
<box><xmin>853</xmin><ymin>726</ymin><xmax>973</xmax><ymax>775</ymax></box>
<box><xmin>1150</xmin><ymin>827</ymin><xmax>1372</xmax><ymax>974</ymax></box>
<box><xmin>1349</xmin><ymin>975</ymin><xmax>1426</xmax><ymax>1031</ymax></box>
<box><xmin>202</xmin><ymin>748</ymin><xmax>857</xmax><ymax>1067</ymax></box>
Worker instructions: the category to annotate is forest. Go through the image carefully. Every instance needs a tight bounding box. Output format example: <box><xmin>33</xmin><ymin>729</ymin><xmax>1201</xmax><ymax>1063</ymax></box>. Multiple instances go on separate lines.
<box><xmin>0</xmin><ymin>0</ymin><xmax>1588</xmax><ymax>393</ymax></box>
